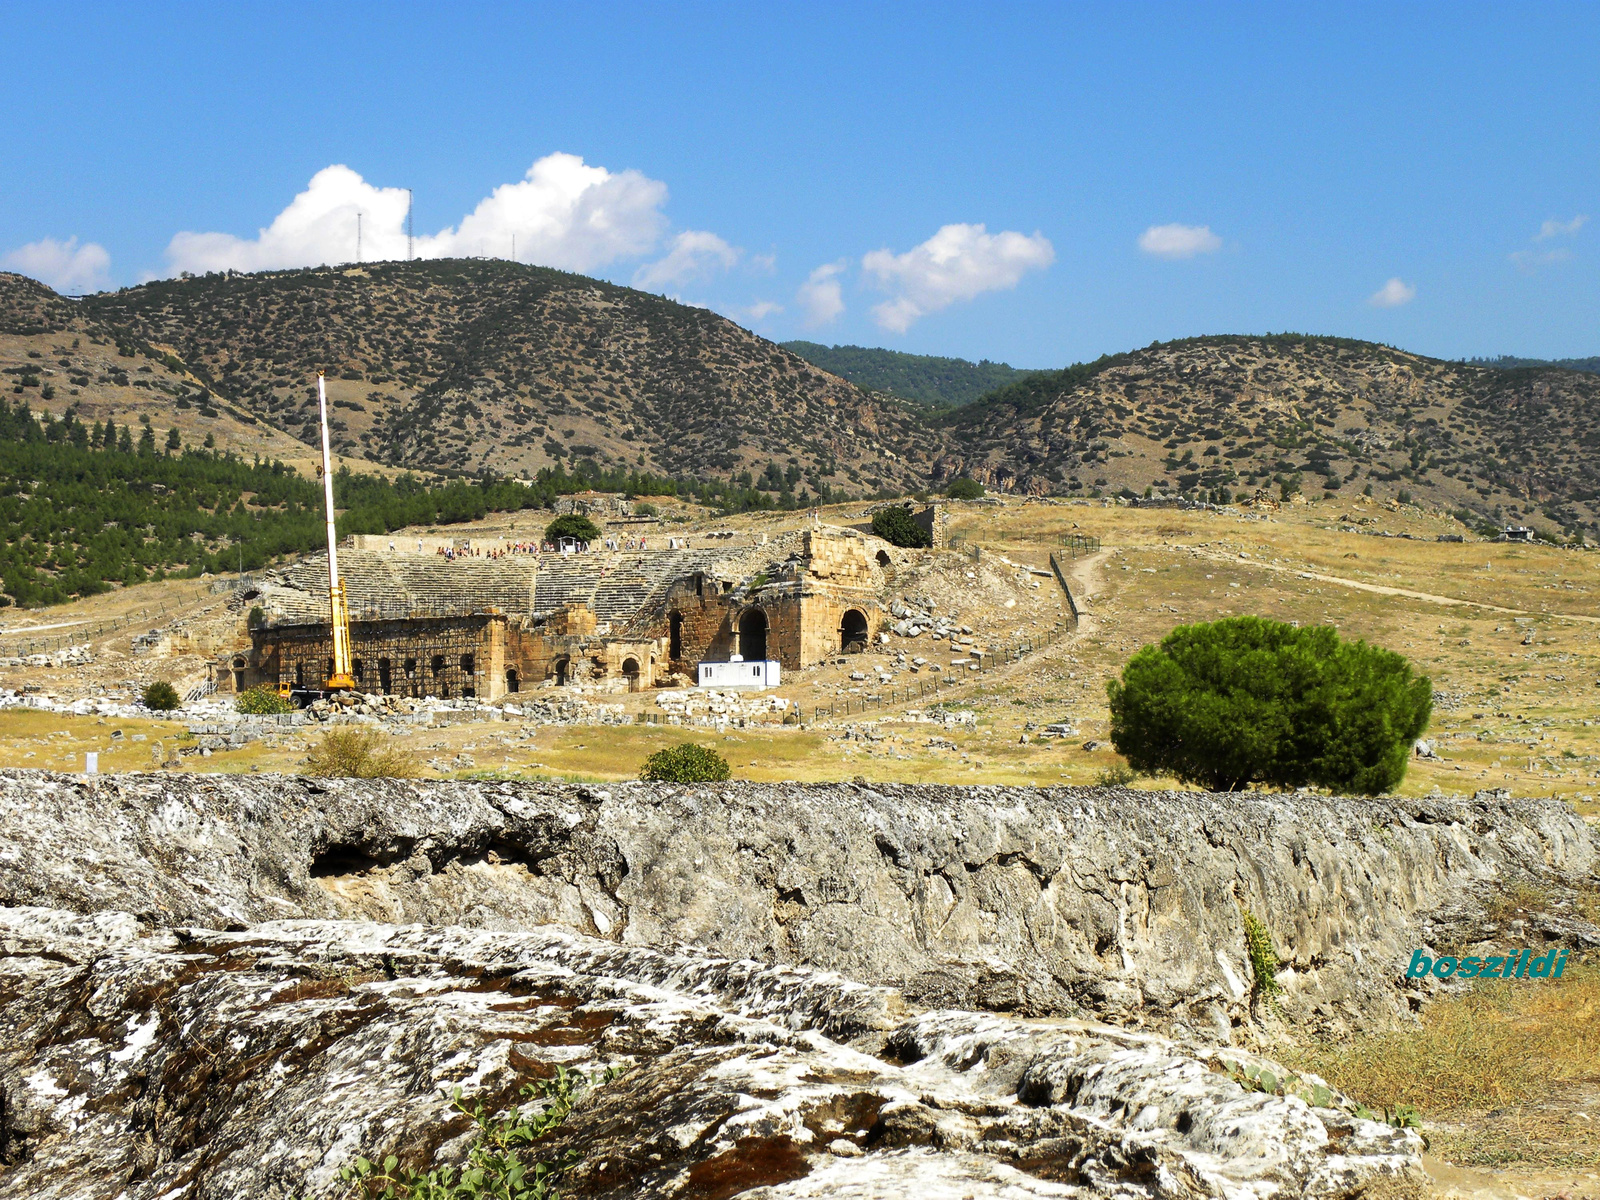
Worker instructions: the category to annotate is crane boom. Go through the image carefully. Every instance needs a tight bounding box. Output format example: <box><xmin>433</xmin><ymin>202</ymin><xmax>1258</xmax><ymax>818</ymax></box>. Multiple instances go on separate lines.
<box><xmin>318</xmin><ymin>371</ymin><xmax>356</xmax><ymax>691</ymax></box>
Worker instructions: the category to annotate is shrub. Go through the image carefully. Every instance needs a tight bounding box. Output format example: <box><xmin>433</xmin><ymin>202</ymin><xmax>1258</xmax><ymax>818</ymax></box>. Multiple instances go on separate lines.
<box><xmin>633</xmin><ymin>501</ymin><xmax>657</xmax><ymax>517</ymax></box>
<box><xmin>235</xmin><ymin>685</ymin><xmax>292</xmax><ymax>715</ymax></box>
<box><xmin>544</xmin><ymin>513</ymin><xmax>602</xmax><ymax>544</ymax></box>
<box><xmin>640</xmin><ymin>742</ymin><xmax>730</xmax><ymax>783</ymax></box>
<box><xmin>303</xmin><ymin>728</ymin><xmax>420</xmax><ymax>779</ymax></box>
<box><xmin>946</xmin><ymin>477</ymin><xmax>985</xmax><ymax>500</ymax></box>
<box><xmin>1106</xmin><ymin>616</ymin><xmax>1431</xmax><ymax>794</ymax></box>
<box><xmin>871</xmin><ymin>505</ymin><xmax>931</xmax><ymax>548</ymax></box>
<box><xmin>142</xmin><ymin>681</ymin><xmax>181</xmax><ymax>711</ymax></box>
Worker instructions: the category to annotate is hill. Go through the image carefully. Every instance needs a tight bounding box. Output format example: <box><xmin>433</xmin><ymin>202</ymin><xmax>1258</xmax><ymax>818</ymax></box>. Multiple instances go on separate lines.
<box><xmin>940</xmin><ymin>334</ymin><xmax>1600</xmax><ymax>536</ymax></box>
<box><xmin>1471</xmin><ymin>354</ymin><xmax>1600</xmax><ymax>374</ymax></box>
<box><xmin>0</xmin><ymin>262</ymin><xmax>939</xmax><ymax>497</ymax></box>
<box><xmin>781</xmin><ymin>340</ymin><xmax>1036</xmax><ymax>408</ymax></box>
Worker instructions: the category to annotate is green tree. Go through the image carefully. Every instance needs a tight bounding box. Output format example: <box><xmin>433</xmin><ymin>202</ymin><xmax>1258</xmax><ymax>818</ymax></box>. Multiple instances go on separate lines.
<box><xmin>544</xmin><ymin>513</ymin><xmax>602</xmax><ymax>544</ymax></box>
<box><xmin>116</xmin><ymin>425</ymin><xmax>134</xmax><ymax>454</ymax></box>
<box><xmin>142</xmin><ymin>681</ymin><xmax>181</xmax><ymax>711</ymax></box>
<box><xmin>137</xmin><ymin>425</ymin><xmax>157</xmax><ymax>456</ymax></box>
<box><xmin>946</xmin><ymin>477</ymin><xmax>985</xmax><ymax>500</ymax></box>
<box><xmin>871</xmin><ymin>504</ymin><xmax>931</xmax><ymax>548</ymax></box>
<box><xmin>1106</xmin><ymin>616</ymin><xmax>1431</xmax><ymax>794</ymax></box>
<box><xmin>640</xmin><ymin>742</ymin><xmax>731</xmax><ymax>782</ymax></box>
<box><xmin>165</xmin><ymin>427</ymin><xmax>181</xmax><ymax>453</ymax></box>
<box><xmin>235</xmin><ymin>685</ymin><xmax>292</xmax><ymax>715</ymax></box>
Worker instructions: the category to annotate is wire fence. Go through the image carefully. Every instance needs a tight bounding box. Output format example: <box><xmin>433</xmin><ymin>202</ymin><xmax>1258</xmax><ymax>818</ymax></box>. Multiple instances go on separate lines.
<box><xmin>0</xmin><ymin>584</ymin><xmax>215</xmax><ymax>658</ymax></box>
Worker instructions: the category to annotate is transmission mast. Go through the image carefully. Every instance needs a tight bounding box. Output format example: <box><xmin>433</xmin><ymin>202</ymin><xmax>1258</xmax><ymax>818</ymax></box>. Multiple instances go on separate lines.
<box><xmin>406</xmin><ymin>189</ymin><xmax>414</xmax><ymax>260</ymax></box>
<box><xmin>317</xmin><ymin>371</ymin><xmax>355</xmax><ymax>692</ymax></box>
<box><xmin>356</xmin><ymin>212</ymin><xmax>362</xmax><ymax>263</ymax></box>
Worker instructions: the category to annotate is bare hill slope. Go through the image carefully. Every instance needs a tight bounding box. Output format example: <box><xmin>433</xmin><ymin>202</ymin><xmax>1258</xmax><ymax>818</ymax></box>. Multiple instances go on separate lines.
<box><xmin>942</xmin><ymin>334</ymin><xmax>1600</xmax><ymax>531</ymax></box>
<box><xmin>0</xmin><ymin>261</ymin><xmax>939</xmax><ymax>492</ymax></box>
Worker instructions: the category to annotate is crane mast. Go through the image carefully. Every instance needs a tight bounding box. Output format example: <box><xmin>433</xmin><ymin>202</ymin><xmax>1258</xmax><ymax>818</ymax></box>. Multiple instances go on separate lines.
<box><xmin>318</xmin><ymin>371</ymin><xmax>356</xmax><ymax>691</ymax></box>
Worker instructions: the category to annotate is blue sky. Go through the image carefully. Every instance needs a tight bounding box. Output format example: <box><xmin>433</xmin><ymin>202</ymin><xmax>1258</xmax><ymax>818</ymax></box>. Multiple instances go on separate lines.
<box><xmin>1</xmin><ymin>2</ymin><xmax>1596</xmax><ymax>367</ymax></box>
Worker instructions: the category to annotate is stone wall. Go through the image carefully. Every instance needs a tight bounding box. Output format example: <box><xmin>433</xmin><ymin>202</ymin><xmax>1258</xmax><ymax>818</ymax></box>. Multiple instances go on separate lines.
<box><xmin>254</xmin><ymin>614</ymin><xmax>509</xmax><ymax>701</ymax></box>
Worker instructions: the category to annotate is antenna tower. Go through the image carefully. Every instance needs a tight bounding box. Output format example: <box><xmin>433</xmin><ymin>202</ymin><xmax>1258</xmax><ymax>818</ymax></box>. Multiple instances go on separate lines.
<box><xmin>356</xmin><ymin>212</ymin><xmax>362</xmax><ymax>263</ymax></box>
<box><xmin>406</xmin><ymin>189</ymin><xmax>414</xmax><ymax>260</ymax></box>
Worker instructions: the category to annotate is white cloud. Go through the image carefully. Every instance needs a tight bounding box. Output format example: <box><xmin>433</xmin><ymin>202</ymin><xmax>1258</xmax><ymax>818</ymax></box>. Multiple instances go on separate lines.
<box><xmin>1536</xmin><ymin>214</ymin><xmax>1588</xmax><ymax>240</ymax></box>
<box><xmin>1137</xmin><ymin>223</ymin><xmax>1221</xmax><ymax>260</ymax></box>
<box><xmin>1510</xmin><ymin>247</ymin><xmax>1572</xmax><ymax>273</ymax></box>
<box><xmin>2</xmin><ymin>236</ymin><xmax>112</xmax><ymax>293</ymax></box>
<box><xmin>1367</xmin><ymin>277</ymin><xmax>1416</xmax><ymax>308</ymax></box>
<box><xmin>740</xmin><ymin>300</ymin><xmax>783</xmax><ymax>322</ymax></box>
<box><xmin>861</xmin><ymin>223</ymin><xmax>1053</xmax><ymax>333</ymax></box>
<box><xmin>165</xmin><ymin>153</ymin><xmax>670</xmax><ymax>275</ymax></box>
<box><xmin>797</xmin><ymin>260</ymin><xmax>847</xmax><ymax>326</ymax></box>
<box><xmin>633</xmin><ymin>230</ymin><xmax>739</xmax><ymax>290</ymax></box>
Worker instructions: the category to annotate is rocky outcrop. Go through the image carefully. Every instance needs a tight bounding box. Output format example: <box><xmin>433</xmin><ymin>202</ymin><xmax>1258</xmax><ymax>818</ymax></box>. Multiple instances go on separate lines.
<box><xmin>0</xmin><ymin>907</ymin><xmax>1425</xmax><ymax>1200</ymax></box>
<box><xmin>2</xmin><ymin>770</ymin><xmax>1595</xmax><ymax>1198</ymax></box>
<box><xmin>3</xmin><ymin>772</ymin><xmax>1595</xmax><ymax>1036</ymax></box>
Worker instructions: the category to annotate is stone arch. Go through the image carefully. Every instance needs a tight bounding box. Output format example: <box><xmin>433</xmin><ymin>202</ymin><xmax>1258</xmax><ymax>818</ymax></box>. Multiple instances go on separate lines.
<box><xmin>232</xmin><ymin>656</ymin><xmax>247</xmax><ymax>692</ymax></box>
<box><xmin>378</xmin><ymin>658</ymin><xmax>392</xmax><ymax>694</ymax></box>
<box><xmin>738</xmin><ymin>608</ymin><xmax>768</xmax><ymax>662</ymax></box>
<box><xmin>554</xmin><ymin>655</ymin><xmax>570</xmax><ymax>686</ymax></box>
<box><xmin>840</xmin><ymin>608</ymin><xmax>870</xmax><ymax>653</ymax></box>
<box><xmin>505</xmin><ymin>667</ymin><xmax>519</xmax><ymax>693</ymax></box>
<box><xmin>876</xmin><ymin>549</ymin><xmax>891</xmax><ymax>567</ymax></box>
<box><xmin>669</xmin><ymin>611</ymin><xmax>683</xmax><ymax>661</ymax></box>
<box><xmin>622</xmin><ymin>656</ymin><xmax>641</xmax><ymax>690</ymax></box>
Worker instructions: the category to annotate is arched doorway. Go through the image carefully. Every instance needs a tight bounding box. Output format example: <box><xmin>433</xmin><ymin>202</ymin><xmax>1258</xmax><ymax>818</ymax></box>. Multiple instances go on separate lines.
<box><xmin>840</xmin><ymin>609</ymin><xmax>869</xmax><ymax>653</ymax></box>
<box><xmin>876</xmin><ymin>549</ymin><xmax>891</xmax><ymax>567</ymax></box>
<box><xmin>669</xmin><ymin>611</ymin><xmax>683</xmax><ymax>661</ymax></box>
<box><xmin>378</xmin><ymin>658</ymin><xmax>392</xmax><ymax>694</ymax></box>
<box><xmin>232</xmin><ymin>656</ymin><xmax>247</xmax><ymax>692</ymax></box>
<box><xmin>554</xmin><ymin>656</ymin><xmax>570</xmax><ymax>686</ymax></box>
<box><xmin>460</xmin><ymin>653</ymin><xmax>476</xmax><ymax>699</ymax></box>
<box><xmin>505</xmin><ymin>668</ymin><xmax>519</xmax><ymax>693</ymax></box>
<box><xmin>622</xmin><ymin>657</ymin><xmax>641</xmax><ymax>691</ymax></box>
<box><xmin>738</xmin><ymin>608</ymin><xmax>768</xmax><ymax>662</ymax></box>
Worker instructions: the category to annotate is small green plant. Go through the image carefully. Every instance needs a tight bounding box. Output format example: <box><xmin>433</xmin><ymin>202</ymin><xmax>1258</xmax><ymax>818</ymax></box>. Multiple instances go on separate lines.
<box><xmin>142</xmin><ymin>680</ymin><xmax>181</xmax><ymax>711</ymax></box>
<box><xmin>640</xmin><ymin>742</ymin><xmax>731</xmax><ymax>782</ymax></box>
<box><xmin>871</xmin><ymin>504</ymin><xmax>931</xmax><ymax>548</ymax></box>
<box><xmin>1222</xmin><ymin>1061</ymin><xmax>1335</xmax><ymax>1109</ymax></box>
<box><xmin>304</xmin><ymin>728</ymin><xmax>421</xmax><ymax>779</ymax></box>
<box><xmin>1241</xmin><ymin>909</ymin><xmax>1281</xmax><ymax>999</ymax></box>
<box><xmin>336</xmin><ymin>1067</ymin><xmax>607</xmax><ymax>1199</ymax></box>
<box><xmin>1095</xmin><ymin>763</ymin><xmax>1137</xmax><ymax>788</ymax></box>
<box><xmin>235</xmin><ymin>684</ymin><xmax>293</xmax><ymax>715</ymax></box>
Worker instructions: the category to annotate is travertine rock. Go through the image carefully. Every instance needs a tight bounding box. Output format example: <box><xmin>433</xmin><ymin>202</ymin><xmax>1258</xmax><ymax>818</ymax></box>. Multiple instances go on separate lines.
<box><xmin>2</xmin><ymin>771</ymin><xmax>1595</xmax><ymax>1035</ymax></box>
<box><xmin>0</xmin><ymin>908</ymin><xmax>1424</xmax><ymax>1200</ymax></box>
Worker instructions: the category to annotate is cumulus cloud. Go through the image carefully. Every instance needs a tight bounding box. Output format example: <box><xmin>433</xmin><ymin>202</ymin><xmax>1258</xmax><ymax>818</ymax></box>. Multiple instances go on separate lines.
<box><xmin>2</xmin><ymin>236</ymin><xmax>112</xmax><ymax>293</ymax></box>
<box><xmin>1137</xmin><ymin>223</ymin><xmax>1221</xmax><ymax>260</ymax></box>
<box><xmin>633</xmin><ymin>230</ymin><xmax>739</xmax><ymax>290</ymax></box>
<box><xmin>733</xmin><ymin>300</ymin><xmax>784</xmax><ymax>325</ymax></box>
<box><xmin>1367</xmin><ymin>277</ymin><xmax>1416</xmax><ymax>308</ymax></box>
<box><xmin>165</xmin><ymin>153</ymin><xmax>670</xmax><ymax>276</ymax></box>
<box><xmin>797</xmin><ymin>260</ymin><xmax>848</xmax><ymax>326</ymax></box>
<box><xmin>1536</xmin><ymin>214</ymin><xmax>1588</xmax><ymax>240</ymax></box>
<box><xmin>861</xmin><ymin>224</ymin><xmax>1053</xmax><ymax>333</ymax></box>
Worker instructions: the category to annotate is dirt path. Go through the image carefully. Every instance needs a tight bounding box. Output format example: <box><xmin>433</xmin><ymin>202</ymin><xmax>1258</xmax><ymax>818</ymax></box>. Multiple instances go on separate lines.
<box><xmin>1186</xmin><ymin>548</ymin><xmax>1600</xmax><ymax>627</ymax></box>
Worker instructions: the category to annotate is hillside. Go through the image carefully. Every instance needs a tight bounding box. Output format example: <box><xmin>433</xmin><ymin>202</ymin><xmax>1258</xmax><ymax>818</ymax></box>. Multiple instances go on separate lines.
<box><xmin>0</xmin><ymin>263</ymin><xmax>939</xmax><ymax>494</ymax></box>
<box><xmin>781</xmin><ymin>340</ymin><xmax>1036</xmax><ymax>407</ymax></box>
<box><xmin>1472</xmin><ymin>354</ymin><xmax>1600</xmax><ymax>374</ymax></box>
<box><xmin>940</xmin><ymin>334</ymin><xmax>1600</xmax><ymax>536</ymax></box>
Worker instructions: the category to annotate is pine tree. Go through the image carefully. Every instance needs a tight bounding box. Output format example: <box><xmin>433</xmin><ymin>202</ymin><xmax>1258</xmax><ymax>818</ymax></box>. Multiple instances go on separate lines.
<box><xmin>117</xmin><ymin>425</ymin><xmax>134</xmax><ymax>454</ymax></box>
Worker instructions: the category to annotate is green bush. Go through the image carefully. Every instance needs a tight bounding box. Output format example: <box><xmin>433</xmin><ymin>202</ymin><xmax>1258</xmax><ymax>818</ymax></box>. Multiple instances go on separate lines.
<box><xmin>633</xmin><ymin>501</ymin><xmax>657</xmax><ymax>517</ymax></box>
<box><xmin>544</xmin><ymin>513</ymin><xmax>602</xmax><ymax>544</ymax></box>
<box><xmin>640</xmin><ymin>742</ymin><xmax>731</xmax><ymax>783</ymax></box>
<box><xmin>1106</xmin><ymin>616</ymin><xmax>1431</xmax><ymax>794</ymax></box>
<box><xmin>303</xmin><ymin>728</ymin><xmax>420</xmax><ymax>779</ymax></box>
<box><xmin>946</xmin><ymin>477</ymin><xmax>985</xmax><ymax>500</ymax></box>
<box><xmin>142</xmin><ymin>681</ymin><xmax>180</xmax><ymax>711</ymax></box>
<box><xmin>871</xmin><ymin>505</ymin><xmax>931</xmax><ymax>548</ymax></box>
<box><xmin>235</xmin><ymin>684</ymin><xmax>292</xmax><ymax>715</ymax></box>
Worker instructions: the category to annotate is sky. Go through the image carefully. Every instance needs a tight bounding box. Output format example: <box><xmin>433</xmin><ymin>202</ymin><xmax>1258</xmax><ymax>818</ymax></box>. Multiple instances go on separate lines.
<box><xmin>1</xmin><ymin>2</ymin><xmax>1596</xmax><ymax>368</ymax></box>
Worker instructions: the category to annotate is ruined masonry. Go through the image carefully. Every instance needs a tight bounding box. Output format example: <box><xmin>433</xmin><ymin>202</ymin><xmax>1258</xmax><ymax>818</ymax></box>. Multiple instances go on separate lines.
<box><xmin>230</xmin><ymin>526</ymin><xmax>914</xmax><ymax>699</ymax></box>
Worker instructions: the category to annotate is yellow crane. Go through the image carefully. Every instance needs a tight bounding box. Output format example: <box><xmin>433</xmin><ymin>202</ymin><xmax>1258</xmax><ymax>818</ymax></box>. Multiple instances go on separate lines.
<box><xmin>316</xmin><ymin>370</ymin><xmax>355</xmax><ymax>692</ymax></box>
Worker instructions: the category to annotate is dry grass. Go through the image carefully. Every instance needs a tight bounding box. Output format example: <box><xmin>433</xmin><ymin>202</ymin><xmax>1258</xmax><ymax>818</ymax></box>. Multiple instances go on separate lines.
<box><xmin>302</xmin><ymin>728</ymin><xmax>421</xmax><ymax>779</ymax></box>
<box><xmin>1289</xmin><ymin>964</ymin><xmax>1600</xmax><ymax>1116</ymax></box>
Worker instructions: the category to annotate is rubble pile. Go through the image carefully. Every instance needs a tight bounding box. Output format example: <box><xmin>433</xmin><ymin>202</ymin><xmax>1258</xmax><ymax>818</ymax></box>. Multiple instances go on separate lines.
<box><xmin>654</xmin><ymin>687</ymin><xmax>794</xmax><ymax>726</ymax></box>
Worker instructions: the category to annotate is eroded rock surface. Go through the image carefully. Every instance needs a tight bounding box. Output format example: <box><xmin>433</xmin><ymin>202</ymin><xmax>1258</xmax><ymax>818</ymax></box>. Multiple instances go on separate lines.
<box><xmin>0</xmin><ymin>907</ymin><xmax>1425</xmax><ymax>1200</ymax></box>
<box><xmin>2</xmin><ymin>772</ymin><xmax>1594</xmax><ymax>1034</ymax></box>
